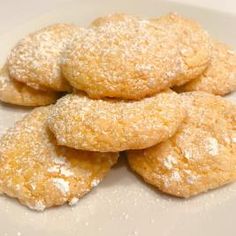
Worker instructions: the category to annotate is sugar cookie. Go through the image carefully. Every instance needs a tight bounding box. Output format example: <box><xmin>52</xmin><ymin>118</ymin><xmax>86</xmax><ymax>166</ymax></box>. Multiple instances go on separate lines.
<box><xmin>8</xmin><ymin>24</ymin><xmax>81</xmax><ymax>92</ymax></box>
<box><xmin>0</xmin><ymin>65</ymin><xmax>59</xmax><ymax>106</ymax></box>
<box><xmin>0</xmin><ymin>106</ymin><xmax>118</xmax><ymax>210</ymax></box>
<box><xmin>151</xmin><ymin>13</ymin><xmax>211</xmax><ymax>86</ymax></box>
<box><xmin>62</xmin><ymin>13</ymin><xmax>210</xmax><ymax>99</ymax></box>
<box><xmin>48</xmin><ymin>91</ymin><xmax>186</xmax><ymax>152</ymax></box>
<box><xmin>128</xmin><ymin>92</ymin><xmax>236</xmax><ymax>198</ymax></box>
<box><xmin>175</xmin><ymin>40</ymin><xmax>236</xmax><ymax>95</ymax></box>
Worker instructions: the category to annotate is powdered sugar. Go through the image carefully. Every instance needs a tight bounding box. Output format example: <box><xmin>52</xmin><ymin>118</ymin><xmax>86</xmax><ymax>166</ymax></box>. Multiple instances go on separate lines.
<box><xmin>0</xmin><ymin>75</ymin><xmax>8</xmax><ymax>91</ymax></box>
<box><xmin>163</xmin><ymin>155</ymin><xmax>177</xmax><ymax>170</ymax></box>
<box><xmin>63</xmin><ymin>13</ymin><xmax>210</xmax><ymax>99</ymax></box>
<box><xmin>183</xmin><ymin>149</ymin><xmax>193</xmax><ymax>160</ymax></box>
<box><xmin>170</xmin><ymin>171</ymin><xmax>181</xmax><ymax>182</ymax></box>
<box><xmin>52</xmin><ymin>155</ymin><xmax>66</xmax><ymax>165</ymax></box>
<box><xmin>186</xmin><ymin>175</ymin><xmax>198</xmax><ymax>184</ymax></box>
<box><xmin>48</xmin><ymin>166</ymin><xmax>60</xmax><ymax>173</ymax></box>
<box><xmin>60</xmin><ymin>166</ymin><xmax>74</xmax><ymax>177</ymax></box>
<box><xmin>29</xmin><ymin>201</ymin><xmax>46</xmax><ymax>211</ymax></box>
<box><xmin>48</xmin><ymin>165</ymin><xmax>74</xmax><ymax>177</ymax></box>
<box><xmin>52</xmin><ymin>178</ymin><xmax>70</xmax><ymax>195</ymax></box>
<box><xmin>205</xmin><ymin>137</ymin><xmax>219</xmax><ymax>156</ymax></box>
<box><xmin>8</xmin><ymin>24</ymin><xmax>80</xmax><ymax>91</ymax></box>
<box><xmin>91</xmin><ymin>179</ymin><xmax>100</xmax><ymax>187</ymax></box>
<box><xmin>232</xmin><ymin>136</ymin><xmax>236</xmax><ymax>143</ymax></box>
<box><xmin>68</xmin><ymin>197</ymin><xmax>79</xmax><ymax>206</ymax></box>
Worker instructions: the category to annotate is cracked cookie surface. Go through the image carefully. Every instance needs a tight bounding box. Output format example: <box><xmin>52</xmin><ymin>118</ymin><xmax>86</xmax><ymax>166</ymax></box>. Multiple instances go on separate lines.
<box><xmin>48</xmin><ymin>91</ymin><xmax>186</xmax><ymax>152</ymax></box>
<box><xmin>0</xmin><ymin>106</ymin><xmax>118</xmax><ymax>211</ymax></box>
<box><xmin>8</xmin><ymin>24</ymin><xmax>81</xmax><ymax>92</ymax></box>
<box><xmin>0</xmin><ymin>65</ymin><xmax>59</xmax><ymax>106</ymax></box>
<box><xmin>62</xmin><ymin>13</ymin><xmax>210</xmax><ymax>99</ymax></box>
<box><xmin>176</xmin><ymin>40</ymin><xmax>236</xmax><ymax>95</ymax></box>
<box><xmin>128</xmin><ymin>92</ymin><xmax>236</xmax><ymax>198</ymax></box>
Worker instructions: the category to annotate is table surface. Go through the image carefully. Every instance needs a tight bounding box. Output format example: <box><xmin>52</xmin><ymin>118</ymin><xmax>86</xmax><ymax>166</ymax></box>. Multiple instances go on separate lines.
<box><xmin>0</xmin><ymin>0</ymin><xmax>235</xmax><ymax>35</ymax></box>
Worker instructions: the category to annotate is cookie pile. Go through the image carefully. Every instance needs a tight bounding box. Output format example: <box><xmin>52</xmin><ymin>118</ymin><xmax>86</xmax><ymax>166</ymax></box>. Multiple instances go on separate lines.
<box><xmin>0</xmin><ymin>13</ymin><xmax>235</xmax><ymax>211</ymax></box>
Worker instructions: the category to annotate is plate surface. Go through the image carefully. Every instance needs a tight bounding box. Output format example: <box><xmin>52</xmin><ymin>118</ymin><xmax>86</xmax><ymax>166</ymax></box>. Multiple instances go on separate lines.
<box><xmin>0</xmin><ymin>0</ymin><xmax>235</xmax><ymax>235</ymax></box>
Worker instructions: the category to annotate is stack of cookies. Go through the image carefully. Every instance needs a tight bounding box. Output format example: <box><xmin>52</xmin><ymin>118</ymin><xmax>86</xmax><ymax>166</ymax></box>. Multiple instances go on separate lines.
<box><xmin>0</xmin><ymin>13</ymin><xmax>235</xmax><ymax>211</ymax></box>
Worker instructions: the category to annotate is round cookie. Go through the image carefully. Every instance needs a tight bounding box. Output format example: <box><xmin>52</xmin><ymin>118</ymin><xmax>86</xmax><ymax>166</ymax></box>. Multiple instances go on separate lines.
<box><xmin>8</xmin><ymin>23</ymin><xmax>81</xmax><ymax>92</ymax></box>
<box><xmin>0</xmin><ymin>106</ymin><xmax>118</xmax><ymax>211</ymax></box>
<box><xmin>128</xmin><ymin>92</ymin><xmax>236</xmax><ymax>198</ymax></box>
<box><xmin>48</xmin><ymin>91</ymin><xmax>186</xmax><ymax>152</ymax></box>
<box><xmin>175</xmin><ymin>40</ymin><xmax>236</xmax><ymax>95</ymax></box>
<box><xmin>0</xmin><ymin>65</ymin><xmax>59</xmax><ymax>106</ymax></box>
<box><xmin>62</xmin><ymin>13</ymin><xmax>210</xmax><ymax>99</ymax></box>
<box><xmin>151</xmin><ymin>13</ymin><xmax>211</xmax><ymax>86</ymax></box>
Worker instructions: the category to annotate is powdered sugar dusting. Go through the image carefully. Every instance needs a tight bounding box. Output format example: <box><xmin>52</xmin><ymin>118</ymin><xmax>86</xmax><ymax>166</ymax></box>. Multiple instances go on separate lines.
<box><xmin>30</xmin><ymin>183</ymin><xmax>36</xmax><ymax>191</ymax></box>
<box><xmin>223</xmin><ymin>135</ymin><xmax>231</xmax><ymax>144</ymax></box>
<box><xmin>52</xmin><ymin>178</ymin><xmax>70</xmax><ymax>195</ymax></box>
<box><xmin>179</xmin><ymin>40</ymin><xmax>236</xmax><ymax>95</ymax></box>
<box><xmin>186</xmin><ymin>175</ymin><xmax>198</xmax><ymax>184</ymax></box>
<box><xmin>91</xmin><ymin>179</ymin><xmax>101</xmax><ymax>187</ymax></box>
<box><xmin>53</xmin><ymin>155</ymin><xmax>66</xmax><ymax>165</ymax></box>
<box><xmin>205</xmin><ymin>137</ymin><xmax>219</xmax><ymax>156</ymax></box>
<box><xmin>68</xmin><ymin>197</ymin><xmax>79</xmax><ymax>206</ymax></box>
<box><xmin>0</xmin><ymin>105</ymin><xmax>118</xmax><ymax>211</ymax></box>
<box><xmin>163</xmin><ymin>155</ymin><xmax>177</xmax><ymax>170</ymax></box>
<box><xmin>170</xmin><ymin>171</ymin><xmax>181</xmax><ymax>182</ymax></box>
<box><xmin>48</xmin><ymin>165</ymin><xmax>74</xmax><ymax>177</ymax></box>
<box><xmin>183</xmin><ymin>149</ymin><xmax>193</xmax><ymax>160</ymax></box>
<box><xmin>60</xmin><ymin>166</ymin><xmax>74</xmax><ymax>177</ymax></box>
<box><xmin>48</xmin><ymin>92</ymin><xmax>185</xmax><ymax>152</ymax></box>
<box><xmin>184</xmin><ymin>170</ymin><xmax>199</xmax><ymax>184</ymax></box>
<box><xmin>8</xmin><ymin>24</ymin><xmax>80</xmax><ymax>91</ymax></box>
<box><xmin>232</xmin><ymin>136</ymin><xmax>236</xmax><ymax>143</ymax></box>
<box><xmin>63</xmin><ymin>13</ymin><xmax>210</xmax><ymax>99</ymax></box>
<box><xmin>48</xmin><ymin>166</ymin><xmax>60</xmax><ymax>173</ymax></box>
<box><xmin>29</xmin><ymin>201</ymin><xmax>46</xmax><ymax>211</ymax></box>
<box><xmin>0</xmin><ymin>74</ymin><xmax>8</xmax><ymax>91</ymax></box>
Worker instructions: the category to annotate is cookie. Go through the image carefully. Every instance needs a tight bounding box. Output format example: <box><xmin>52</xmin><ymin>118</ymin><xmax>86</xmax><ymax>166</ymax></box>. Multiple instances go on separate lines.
<box><xmin>62</xmin><ymin>13</ymin><xmax>210</xmax><ymax>99</ymax></box>
<box><xmin>90</xmin><ymin>13</ymin><xmax>131</xmax><ymax>27</ymax></box>
<box><xmin>175</xmin><ymin>40</ymin><xmax>236</xmax><ymax>95</ymax></box>
<box><xmin>8</xmin><ymin>24</ymin><xmax>81</xmax><ymax>92</ymax></box>
<box><xmin>0</xmin><ymin>106</ymin><xmax>118</xmax><ymax>211</ymax></box>
<box><xmin>48</xmin><ymin>91</ymin><xmax>186</xmax><ymax>152</ymax></box>
<box><xmin>151</xmin><ymin>13</ymin><xmax>211</xmax><ymax>86</ymax></box>
<box><xmin>0</xmin><ymin>65</ymin><xmax>59</xmax><ymax>106</ymax></box>
<box><xmin>128</xmin><ymin>92</ymin><xmax>236</xmax><ymax>198</ymax></box>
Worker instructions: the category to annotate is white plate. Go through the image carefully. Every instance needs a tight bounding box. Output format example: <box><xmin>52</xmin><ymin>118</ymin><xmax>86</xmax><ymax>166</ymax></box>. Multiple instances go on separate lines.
<box><xmin>0</xmin><ymin>1</ymin><xmax>236</xmax><ymax>235</ymax></box>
